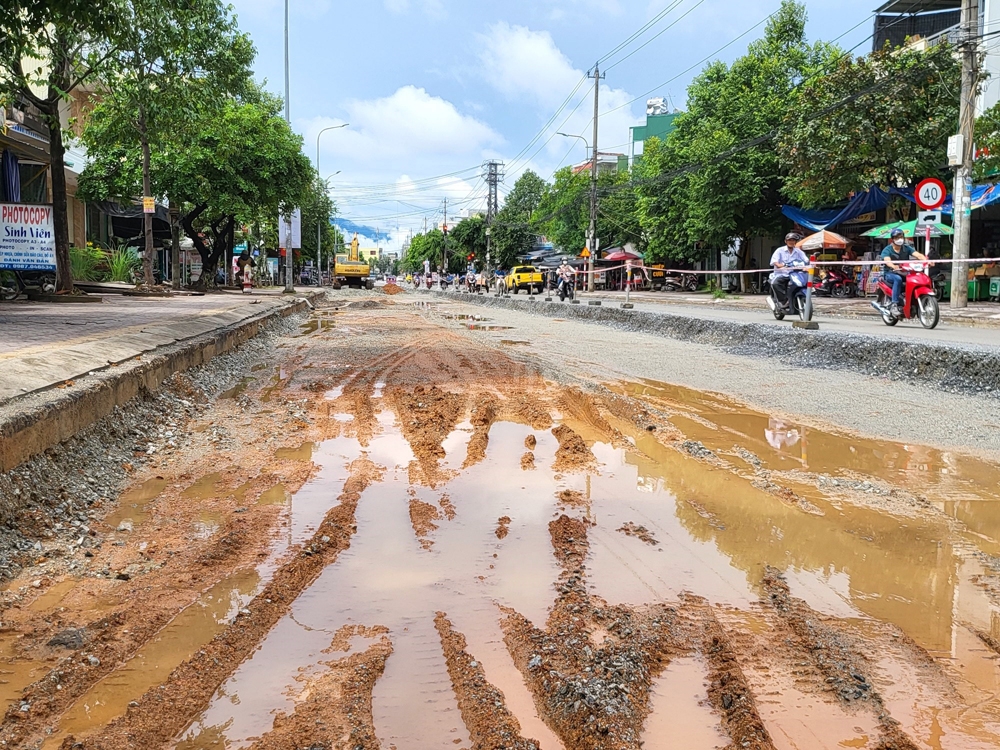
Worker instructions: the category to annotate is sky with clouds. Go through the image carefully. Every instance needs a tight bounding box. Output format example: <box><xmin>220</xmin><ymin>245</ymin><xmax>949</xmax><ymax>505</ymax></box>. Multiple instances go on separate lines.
<box><xmin>229</xmin><ymin>0</ymin><xmax>878</xmax><ymax>251</ymax></box>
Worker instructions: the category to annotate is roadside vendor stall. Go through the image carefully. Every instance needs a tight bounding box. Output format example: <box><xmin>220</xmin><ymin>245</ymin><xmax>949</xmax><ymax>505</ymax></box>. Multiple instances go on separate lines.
<box><xmin>600</xmin><ymin>249</ymin><xmax>644</xmax><ymax>291</ymax></box>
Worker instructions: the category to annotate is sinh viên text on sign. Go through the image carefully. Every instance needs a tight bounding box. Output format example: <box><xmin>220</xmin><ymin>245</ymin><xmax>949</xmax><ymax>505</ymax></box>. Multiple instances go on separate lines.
<box><xmin>1</xmin><ymin>203</ymin><xmax>57</xmax><ymax>272</ymax></box>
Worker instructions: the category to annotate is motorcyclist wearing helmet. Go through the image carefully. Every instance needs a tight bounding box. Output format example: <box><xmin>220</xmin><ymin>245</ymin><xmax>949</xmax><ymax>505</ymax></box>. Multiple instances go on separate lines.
<box><xmin>881</xmin><ymin>228</ymin><xmax>926</xmax><ymax>316</ymax></box>
<box><xmin>770</xmin><ymin>232</ymin><xmax>809</xmax><ymax>311</ymax></box>
<box><xmin>557</xmin><ymin>259</ymin><xmax>574</xmax><ymax>285</ymax></box>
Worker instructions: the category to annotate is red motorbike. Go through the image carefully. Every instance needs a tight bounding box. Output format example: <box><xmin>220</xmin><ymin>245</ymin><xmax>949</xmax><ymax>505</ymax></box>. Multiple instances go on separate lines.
<box><xmin>815</xmin><ymin>267</ymin><xmax>857</xmax><ymax>298</ymax></box>
<box><xmin>871</xmin><ymin>262</ymin><xmax>939</xmax><ymax>329</ymax></box>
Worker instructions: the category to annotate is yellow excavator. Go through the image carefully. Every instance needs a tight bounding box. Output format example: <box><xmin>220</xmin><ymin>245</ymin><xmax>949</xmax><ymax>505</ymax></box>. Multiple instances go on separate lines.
<box><xmin>333</xmin><ymin>232</ymin><xmax>373</xmax><ymax>290</ymax></box>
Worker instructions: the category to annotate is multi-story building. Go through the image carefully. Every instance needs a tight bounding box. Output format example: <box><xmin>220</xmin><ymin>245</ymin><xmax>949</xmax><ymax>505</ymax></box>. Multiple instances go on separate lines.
<box><xmin>874</xmin><ymin>0</ymin><xmax>999</xmax><ymax>114</ymax></box>
<box><xmin>629</xmin><ymin>97</ymin><xmax>682</xmax><ymax>163</ymax></box>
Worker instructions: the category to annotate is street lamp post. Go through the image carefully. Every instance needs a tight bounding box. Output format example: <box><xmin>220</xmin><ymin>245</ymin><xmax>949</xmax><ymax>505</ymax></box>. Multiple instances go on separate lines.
<box><xmin>557</xmin><ymin>132</ymin><xmax>595</xmax><ymax>291</ymax></box>
<box><xmin>316</xmin><ymin>124</ymin><xmax>348</xmax><ymax>285</ymax></box>
<box><xmin>283</xmin><ymin>0</ymin><xmax>293</xmax><ymax>292</ymax></box>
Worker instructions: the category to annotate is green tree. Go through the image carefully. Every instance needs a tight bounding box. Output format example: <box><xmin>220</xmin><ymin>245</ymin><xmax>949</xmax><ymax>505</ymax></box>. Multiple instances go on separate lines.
<box><xmin>450</xmin><ymin>215</ymin><xmax>487</xmax><ymax>267</ymax></box>
<box><xmin>636</xmin><ymin>1</ymin><xmax>837</xmax><ymax>266</ymax></box>
<box><xmin>299</xmin><ymin>177</ymin><xmax>343</xmax><ymax>272</ymax></box>
<box><xmin>536</xmin><ymin>167</ymin><xmax>643</xmax><ymax>255</ymax></box>
<box><xmin>779</xmin><ymin>43</ymin><xmax>960</xmax><ymax>206</ymax></box>
<box><xmin>403</xmin><ymin>229</ymin><xmax>446</xmax><ymax>272</ymax></box>
<box><xmin>80</xmin><ymin>90</ymin><xmax>314</xmax><ymax>285</ymax></box>
<box><xmin>90</xmin><ymin>0</ymin><xmax>254</xmax><ymax>285</ymax></box>
<box><xmin>493</xmin><ymin>171</ymin><xmax>547</xmax><ymax>268</ymax></box>
<box><xmin>0</xmin><ymin>0</ymin><xmax>123</xmax><ymax>291</ymax></box>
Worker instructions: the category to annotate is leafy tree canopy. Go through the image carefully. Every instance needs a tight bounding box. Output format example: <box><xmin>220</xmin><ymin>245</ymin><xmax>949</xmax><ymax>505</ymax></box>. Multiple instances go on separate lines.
<box><xmin>779</xmin><ymin>43</ymin><xmax>960</xmax><ymax>206</ymax></box>
<box><xmin>635</xmin><ymin>0</ymin><xmax>838</xmax><ymax>262</ymax></box>
<box><xmin>492</xmin><ymin>170</ymin><xmax>546</xmax><ymax>268</ymax></box>
<box><xmin>449</xmin><ymin>215</ymin><xmax>487</xmax><ymax>265</ymax></box>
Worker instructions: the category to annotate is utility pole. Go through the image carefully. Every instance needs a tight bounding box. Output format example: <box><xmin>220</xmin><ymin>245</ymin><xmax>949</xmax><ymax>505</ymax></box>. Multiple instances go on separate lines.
<box><xmin>951</xmin><ymin>0</ymin><xmax>979</xmax><ymax>308</ymax></box>
<box><xmin>442</xmin><ymin>198</ymin><xmax>448</xmax><ymax>274</ymax></box>
<box><xmin>483</xmin><ymin>160</ymin><xmax>503</xmax><ymax>274</ymax></box>
<box><xmin>282</xmin><ymin>0</ymin><xmax>294</xmax><ymax>293</ymax></box>
<box><xmin>587</xmin><ymin>62</ymin><xmax>604</xmax><ymax>292</ymax></box>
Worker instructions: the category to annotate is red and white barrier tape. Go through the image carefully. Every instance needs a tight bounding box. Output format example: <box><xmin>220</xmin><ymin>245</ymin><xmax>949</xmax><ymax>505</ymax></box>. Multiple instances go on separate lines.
<box><xmin>561</xmin><ymin>255</ymin><xmax>1000</xmax><ymax>277</ymax></box>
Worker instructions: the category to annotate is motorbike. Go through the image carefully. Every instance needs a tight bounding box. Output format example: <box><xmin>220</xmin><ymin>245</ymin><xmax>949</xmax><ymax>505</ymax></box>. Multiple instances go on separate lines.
<box><xmin>871</xmin><ymin>262</ymin><xmax>939</xmax><ymax>329</ymax></box>
<box><xmin>0</xmin><ymin>270</ymin><xmax>57</xmax><ymax>300</ymax></box>
<box><xmin>557</xmin><ymin>276</ymin><xmax>575</xmax><ymax>301</ymax></box>
<box><xmin>663</xmin><ymin>271</ymin><xmax>699</xmax><ymax>292</ymax></box>
<box><xmin>813</xmin><ymin>267</ymin><xmax>857</xmax><ymax>298</ymax></box>
<box><xmin>765</xmin><ymin>263</ymin><xmax>812</xmax><ymax>322</ymax></box>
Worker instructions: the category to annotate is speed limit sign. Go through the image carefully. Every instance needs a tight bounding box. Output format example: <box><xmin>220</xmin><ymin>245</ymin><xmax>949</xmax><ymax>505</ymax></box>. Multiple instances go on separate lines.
<box><xmin>915</xmin><ymin>178</ymin><xmax>947</xmax><ymax>210</ymax></box>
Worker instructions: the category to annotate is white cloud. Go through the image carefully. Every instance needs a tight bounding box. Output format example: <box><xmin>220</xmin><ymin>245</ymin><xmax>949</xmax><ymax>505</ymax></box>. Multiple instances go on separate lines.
<box><xmin>301</xmin><ymin>87</ymin><xmax>501</xmax><ymax>257</ymax></box>
<box><xmin>477</xmin><ymin>23</ymin><xmax>641</xmax><ymax>174</ymax></box>
<box><xmin>323</xmin><ymin>86</ymin><xmax>501</xmax><ymax>162</ymax></box>
<box><xmin>478</xmin><ymin>23</ymin><xmax>580</xmax><ymax>108</ymax></box>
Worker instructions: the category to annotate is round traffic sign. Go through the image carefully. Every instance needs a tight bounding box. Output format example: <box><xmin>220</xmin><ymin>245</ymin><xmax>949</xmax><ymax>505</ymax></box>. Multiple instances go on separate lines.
<box><xmin>915</xmin><ymin>178</ymin><xmax>947</xmax><ymax>210</ymax></box>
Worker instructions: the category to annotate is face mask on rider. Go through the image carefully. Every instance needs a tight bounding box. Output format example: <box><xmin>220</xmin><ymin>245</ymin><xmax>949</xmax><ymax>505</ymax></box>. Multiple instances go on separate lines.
<box><xmin>893</xmin><ymin>238</ymin><xmax>904</xmax><ymax>246</ymax></box>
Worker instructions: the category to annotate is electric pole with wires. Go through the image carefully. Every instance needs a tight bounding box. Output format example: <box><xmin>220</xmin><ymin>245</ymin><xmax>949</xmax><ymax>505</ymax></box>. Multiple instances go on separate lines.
<box><xmin>587</xmin><ymin>62</ymin><xmax>604</xmax><ymax>292</ymax></box>
<box><xmin>950</xmin><ymin>0</ymin><xmax>979</xmax><ymax>309</ymax></box>
<box><xmin>483</xmin><ymin>160</ymin><xmax>504</xmax><ymax>273</ymax></box>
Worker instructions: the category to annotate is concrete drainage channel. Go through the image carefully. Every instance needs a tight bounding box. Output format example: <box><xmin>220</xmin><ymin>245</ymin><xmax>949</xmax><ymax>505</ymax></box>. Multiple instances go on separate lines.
<box><xmin>434</xmin><ymin>291</ymin><xmax>1000</xmax><ymax>396</ymax></box>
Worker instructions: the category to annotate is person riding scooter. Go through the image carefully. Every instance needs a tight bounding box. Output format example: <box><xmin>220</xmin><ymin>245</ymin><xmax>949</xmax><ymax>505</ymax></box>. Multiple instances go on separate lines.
<box><xmin>881</xmin><ymin>228</ymin><xmax>927</xmax><ymax>318</ymax></box>
<box><xmin>770</xmin><ymin>232</ymin><xmax>808</xmax><ymax>311</ymax></box>
<box><xmin>557</xmin><ymin>259</ymin><xmax>575</xmax><ymax>300</ymax></box>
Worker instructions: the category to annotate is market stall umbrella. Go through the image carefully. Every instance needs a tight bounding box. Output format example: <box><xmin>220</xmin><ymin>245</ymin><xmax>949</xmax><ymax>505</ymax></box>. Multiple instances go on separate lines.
<box><xmin>860</xmin><ymin>220</ymin><xmax>954</xmax><ymax>238</ymax></box>
<box><xmin>795</xmin><ymin>230</ymin><xmax>849</xmax><ymax>251</ymax></box>
<box><xmin>604</xmin><ymin>250</ymin><xmax>642</xmax><ymax>262</ymax></box>
<box><xmin>861</xmin><ymin>219</ymin><xmax>953</xmax><ymax>239</ymax></box>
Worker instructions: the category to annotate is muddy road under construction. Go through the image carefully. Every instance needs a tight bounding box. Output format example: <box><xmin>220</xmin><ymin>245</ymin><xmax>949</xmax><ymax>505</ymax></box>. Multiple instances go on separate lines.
<box><xmin>4</xmin><ymin>291</ymin><xmax>1000</xmax><ymax>750</ymax></box>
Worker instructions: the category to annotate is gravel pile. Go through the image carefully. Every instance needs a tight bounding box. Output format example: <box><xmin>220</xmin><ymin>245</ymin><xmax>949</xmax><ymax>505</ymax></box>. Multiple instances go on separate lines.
<box><xmin>0</xmin><ymin>314</ymin><xmax>300</xmax><ymax>581</ymax></box>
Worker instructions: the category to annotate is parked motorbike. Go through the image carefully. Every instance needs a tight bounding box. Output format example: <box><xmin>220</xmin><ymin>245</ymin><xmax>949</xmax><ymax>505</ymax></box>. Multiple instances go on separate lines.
<box><xmin>871</xmin><ymin>262</ymin><xmax>939</xmax><ymax>329</ymax></box>
<box><xmin>765</xmin><ymin>263</ymin><xmax>811</xmax><ymax>322</ymax></box>
<box><xmin>814</xmin><ymin>267</ymin><xmax>857</xmax><ymax>298</ymax></box>
<box><xmin>557</xmin><ymin>276</ymin><xmax>575</xmax><ymax>301</ymax></box>
<box><xmin>0</xmin><ymin>270</ymin><xmax>56</xmax><ymax>300</ymax></box>
<box><xmin>663</xmin><ymin>271</ymin><xmax>698</xmax><ymax>292</ymax></box>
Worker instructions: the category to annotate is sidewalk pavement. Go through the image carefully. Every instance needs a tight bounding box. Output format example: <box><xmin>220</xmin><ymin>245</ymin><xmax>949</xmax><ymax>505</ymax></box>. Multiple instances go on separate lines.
<box><xmin>0</xmin><ymin>287</ymin><xmax>321</xmax><ymax>405</ymax></box>
<box><xmin>573</xmin><ymin>288</ymin><xmax>1000</xmax><ymax>327</ymax></box>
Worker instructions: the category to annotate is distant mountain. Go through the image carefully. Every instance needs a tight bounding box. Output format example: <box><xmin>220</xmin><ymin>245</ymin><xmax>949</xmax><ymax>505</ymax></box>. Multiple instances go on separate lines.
<box><xmin>333</xmin><ymin>218</ymin><xmax>391</xmax><ymax>243</ymax></box>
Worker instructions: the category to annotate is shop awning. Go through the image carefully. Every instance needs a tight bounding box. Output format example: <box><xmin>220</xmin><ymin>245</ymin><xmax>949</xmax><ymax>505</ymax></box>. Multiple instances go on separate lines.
<box><xmin>781</xmin><ymin>186</ymin><xmax>893</xmax><ymax>231</ymax></box>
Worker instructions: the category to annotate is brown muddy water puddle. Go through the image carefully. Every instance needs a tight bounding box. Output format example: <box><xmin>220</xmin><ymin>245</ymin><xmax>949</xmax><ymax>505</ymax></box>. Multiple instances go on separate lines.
<box><xmin>169</xmin><ymin>395</ymin><xmax>1000</xmax><ymax>749</ymax></box>
<box><xmin>32</xmin><ymin>379</ymin><xmax>1000</xmax><ymax>748</ymax></box>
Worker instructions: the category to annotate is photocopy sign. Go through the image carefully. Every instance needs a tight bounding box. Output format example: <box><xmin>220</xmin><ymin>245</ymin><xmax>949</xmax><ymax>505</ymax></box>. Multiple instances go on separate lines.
<box><xmin>1</xmin><ymin>203</ymin><xmax>56</xmax><ymax>271</ymax></box>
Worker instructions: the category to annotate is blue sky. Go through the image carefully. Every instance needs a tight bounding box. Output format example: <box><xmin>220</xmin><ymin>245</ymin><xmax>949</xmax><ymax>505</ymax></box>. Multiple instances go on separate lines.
<box><xmin>230</xmin><ymin>0</ymin><xmax>878</xmax><ymax>249</ymax></box>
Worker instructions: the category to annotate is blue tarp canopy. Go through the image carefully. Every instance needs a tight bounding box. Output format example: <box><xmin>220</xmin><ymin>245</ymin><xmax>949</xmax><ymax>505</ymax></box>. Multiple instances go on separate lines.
<box><xmin>781</xmin><ymin>186</ymin><xmax>893</xmax><ymax>230</ymax></box>
<box><xmin>782</xmin><ymin>182</ymin><xmax>1000</xmax><ymax>230</ymax></box>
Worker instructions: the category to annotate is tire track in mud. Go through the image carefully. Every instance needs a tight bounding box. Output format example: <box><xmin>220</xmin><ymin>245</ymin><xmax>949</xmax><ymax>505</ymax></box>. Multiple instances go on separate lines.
<box><xmin>500</xmin><ymin>515</ymin><xmax>685</xmax><ymax>750</ymax></box>
<box><xmin>435</xmin><ymin>613</ymin><xmax>541</xmax><ymax>750</ymax></box>
<box><xmin>65</xmin><ymin>457</ymin><xmax>383</xmax><ymax>749</ymax></box>
<box><xmin>761</xmin><ymin>567</ymin><xmax>920</xmax><ymax>750</ymax></box>
<box><xmin>246</xmin><ymin>626</ymin><xmax>392</xmax><ymax>750</ymax></box>
<box><xmin>0</xmin><ymin>462</ymin><xmax>316</xmax><ymax>749</ymax></box>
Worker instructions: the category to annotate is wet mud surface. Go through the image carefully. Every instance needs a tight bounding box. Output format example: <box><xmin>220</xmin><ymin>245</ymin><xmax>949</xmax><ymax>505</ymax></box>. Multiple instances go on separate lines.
<box><xmin>2</xmin><ymin>294</ymin><xmax>1000</xmax><ymax>750</ymax></box>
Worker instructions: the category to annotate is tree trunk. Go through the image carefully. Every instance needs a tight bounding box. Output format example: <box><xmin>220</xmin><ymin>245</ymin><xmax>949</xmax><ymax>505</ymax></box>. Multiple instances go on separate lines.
<box><xmin>43</xmin><ymin>97</ymin><xmax>73</xmax><ymax>293</ymax></box>
<box><xmin>138</xmin><ymin>110</ymin><xmax>155</xmax><ymax>287</ymax></box>
<box><xmin>169</xmin><ymin>204</ymin><xmax>181</xmax><ymax>290</ymax></box>
<box><xmin>180</xmin><ymin>203</ymin><xmax>210</xmax><ymax>288</ymax></box>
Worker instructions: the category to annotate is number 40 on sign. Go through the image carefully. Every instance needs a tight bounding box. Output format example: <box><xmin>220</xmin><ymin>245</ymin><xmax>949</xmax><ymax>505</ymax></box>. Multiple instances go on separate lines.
<box><xmin>915</xmin><ymin>178</ymin><xmax>946</xmax><ymax>210</ymax></box>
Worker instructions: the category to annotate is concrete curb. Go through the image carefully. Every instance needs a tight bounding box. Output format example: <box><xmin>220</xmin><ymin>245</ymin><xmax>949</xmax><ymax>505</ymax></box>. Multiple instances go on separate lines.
<box><xmin>433</xmin><ymin>291</ymin><xmax>1000</xmax><ymax>397</ymax></box>
<box><xmin>0</xmin><ymin>292</ymin><xmax>322</xmax><ymax>472</ymax></box>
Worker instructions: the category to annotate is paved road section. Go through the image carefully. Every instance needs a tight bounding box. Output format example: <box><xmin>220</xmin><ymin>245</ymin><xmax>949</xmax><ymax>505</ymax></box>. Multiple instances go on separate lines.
<box><xmin>456</xmin><ymin>288</ymin><xmax>1000</xmax><ymax>351</ymax></box>
<box><xmin>0</xmin><ymin>290</ymin><xmax>315</xmax><ymax>405</ymax></box>
<box><xmin>576</xmin><ymin>288</ymin><xmax>1000</xmax><ymax>328</ymax></box>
